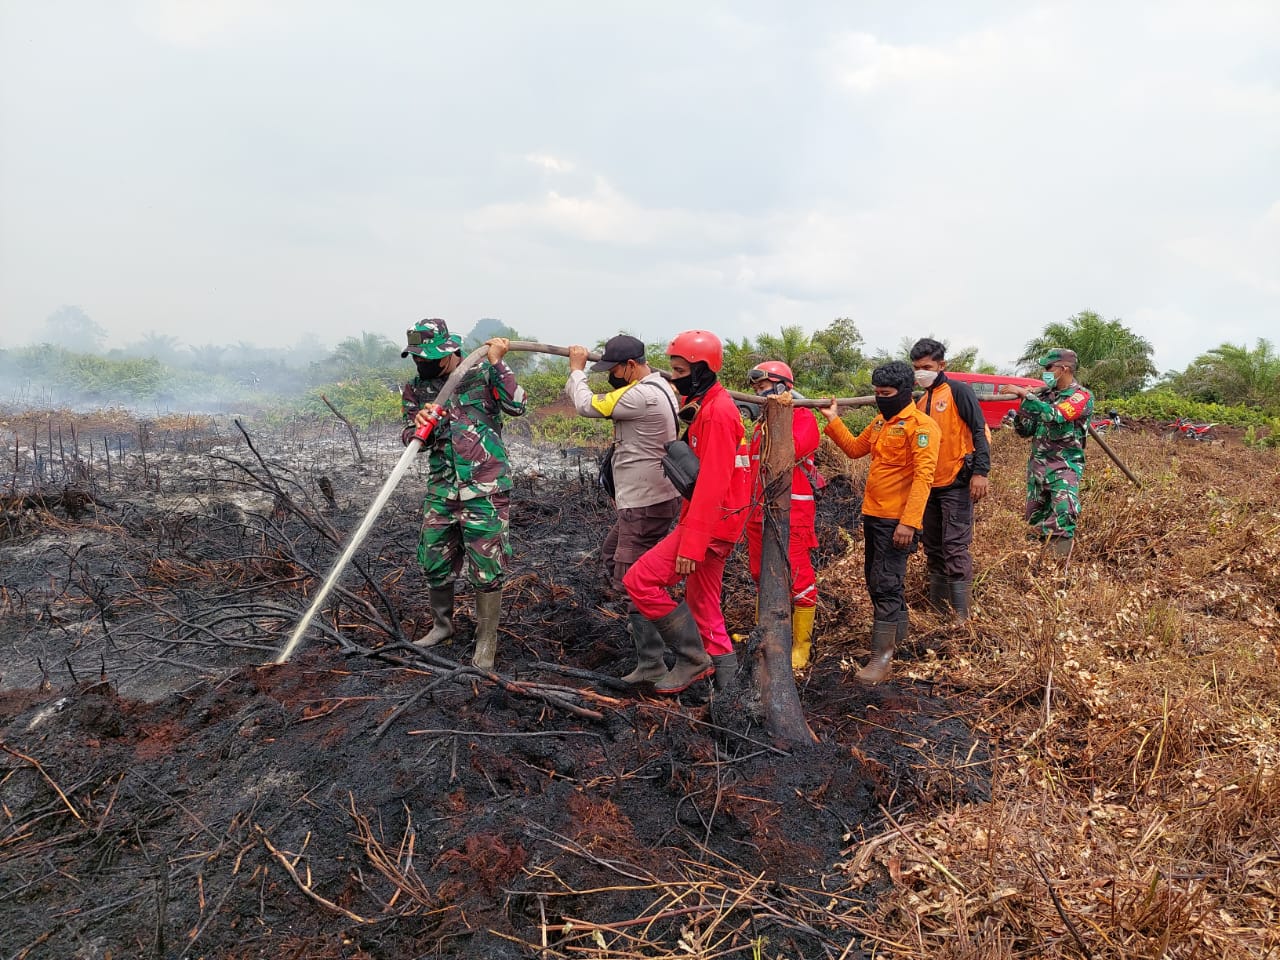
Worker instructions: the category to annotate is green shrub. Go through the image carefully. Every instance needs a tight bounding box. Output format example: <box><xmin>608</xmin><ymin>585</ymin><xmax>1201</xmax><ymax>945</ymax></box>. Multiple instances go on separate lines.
<box><xmin>1112</xmin><ymin>391</ymin><xmax>1275</xmax><ymax>428</ymax></box>
<box><xmin>302</xmin><ymin>380</ymin><xmax>402</xmax><ymax>427</ymax></box>
<box><xmin>2</xmin><ymin>346</ymin><xmax>172</xmax><ymax>403</ymax></box>
<box><xmin>531</xmin><ymin>413</ymin><xmax>611</xmax><ymax>445</ymax></box>
<box><xmin>1243</xmin><ymin>418</ymin><xmax>1280</xmax><ymax>449</ymax></box>
<box><xmin>832</xmin><ymin>405</ymin><xmax>877</xmax><ymax>434</ymax></box>
<box><xmin>519</xmin><ymin>364</ymin><xmax>576</xmax><ymax>408</ymax></box>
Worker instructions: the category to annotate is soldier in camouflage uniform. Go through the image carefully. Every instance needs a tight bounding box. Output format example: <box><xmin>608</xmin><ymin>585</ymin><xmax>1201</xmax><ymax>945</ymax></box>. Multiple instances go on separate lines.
<box><xmin>400</xmin><ymin>318</ymin><xmax>526</xmax><ymax>670</ymax></box>
<box><xmin>1002</xmin><ymin>348</ymin><xmax>1093</xmax><ymax>560</ymax></box>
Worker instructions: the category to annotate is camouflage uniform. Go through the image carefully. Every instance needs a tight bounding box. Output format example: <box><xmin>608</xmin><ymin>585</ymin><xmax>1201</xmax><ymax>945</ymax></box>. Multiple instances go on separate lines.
<box><xmin>401</xmin><ymin>360</ymin><xmax>526</xmax><ymax>589</ymax></box>
<box><xmin>1012</xmin><ymin>380</ymin><xmax>1093</xmax><ymax>540</ymax></box>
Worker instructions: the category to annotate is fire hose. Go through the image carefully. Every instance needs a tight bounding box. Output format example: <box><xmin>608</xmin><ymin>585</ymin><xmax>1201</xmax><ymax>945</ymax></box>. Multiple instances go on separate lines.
<box><xmin>272</xmin><ymin>340</ymin><xmax>880</xmax><ymax>664</ymax></box>
<box><xmin>993</xmin><ymin>388</ymin><xmax>1141</xmax><ymax>488</ymax></box>
<box><xmin>1087</xmin><ymin>422</ymin><xmax>1141</xmax><ymax>487</ymax></box>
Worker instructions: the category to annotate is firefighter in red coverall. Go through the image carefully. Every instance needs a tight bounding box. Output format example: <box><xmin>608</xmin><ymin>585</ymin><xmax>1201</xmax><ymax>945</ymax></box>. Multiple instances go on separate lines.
<box><xmin>744</xmin><ymin>362</ymin><xmax>823</xmax><ymax>670</ymax></box>
<box><xmin>623</xmin><ymin>330</ymin><xmax>751</xmax><ymax>694</ymax></box>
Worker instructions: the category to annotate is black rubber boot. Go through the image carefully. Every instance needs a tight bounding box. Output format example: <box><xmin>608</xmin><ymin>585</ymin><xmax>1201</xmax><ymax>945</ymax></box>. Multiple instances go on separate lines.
<box><xmin>711</xmin><ymin>652</ymin><xmax>738</xmax><ymax>692</ymax></box>
<box><xmin>857</xmin><ymin>620</ymin><xmax>899</xmax><ymax>684</ymax></box>
<box><xmin>621</xmin><ymin>613</ymin><xmax>668</xmax><ymax>684</ymax></box>
<box><xmin>471</xmin><ymin>589</ymin><xmax>502</xmax><ymax>671</ymax></box>
<box><xmin>652</xmin><ymin>603</ymin><xmax>714</xmax><ymax>695</ymax></box>
<box><xmin>416</xmin><ymin>584</ymin><xmax>455</xmax><ymax>647</ymax></box>
<box><xmin>948</xmin><ymin>580</ymin><xmax>972</xmax><ymax>622</ymax></box>
<box><xmin>927</xmin><ymin>569</ymin><xmax>949</xmax><ymax>615</ymax></box>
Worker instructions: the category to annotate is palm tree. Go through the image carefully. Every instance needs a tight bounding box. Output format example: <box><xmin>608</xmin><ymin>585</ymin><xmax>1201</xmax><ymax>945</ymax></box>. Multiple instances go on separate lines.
<box><xmin>886</xmin><ymin>334</ymin><xmax>993</xmax><ymax>373</ymax></box>
<box><xmin>719</xmin><ymin>337</ymin><xmax>758</xmax><ymax>388</ymax></box>
<box><xmin>944</xmin><ymin>345</ymin><xmax>997</xmax><ymax>374</ymax></box>
<box><xmin>1172</xmin><ymin>339</ymin><xmax>1280</xmax><ymax>408</ymax></box>
<box><xmin>1018</xmin><ymin>311</ymin><xmax>1156</xmax><ymax>399</ymax></box>
<box><xmin>753</xmin><ymin>325</ymin><xmax>831</xmax><ymax>389</ymax></box>
<box><xmin>328</xmin><ymin>332</ymin><xmax>400</xmax><ymax>375</ymax></box>
<box><xmin>133</xmin><ymin>331</ymin><xmax>184</xmax><ymax>363</ymax></box>
<box><xmin>188</xmin><ymin>343</ymin><xmax>229</xmax><ymax>372</ymax></box>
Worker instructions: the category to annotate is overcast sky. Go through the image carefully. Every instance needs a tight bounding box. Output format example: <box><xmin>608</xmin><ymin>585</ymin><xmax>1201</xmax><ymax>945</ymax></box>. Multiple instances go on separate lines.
<box><xmin>1</xmin><ymin>1</ymin><xmax>1276</xmax><ymax>372</ymax></box>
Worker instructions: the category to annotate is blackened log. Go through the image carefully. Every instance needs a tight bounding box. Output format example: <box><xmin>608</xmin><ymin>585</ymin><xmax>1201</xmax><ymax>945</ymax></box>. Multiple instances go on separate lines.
<box><xmin>755</xmin><ymin>393</ymin><xmax>817</xmax><ymax>746</ymax></box>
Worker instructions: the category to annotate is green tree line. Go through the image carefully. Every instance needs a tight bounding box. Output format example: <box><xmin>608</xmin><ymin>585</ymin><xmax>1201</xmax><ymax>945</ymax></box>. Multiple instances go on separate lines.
<box><xmin>3</xmin><ymin>307</ymin><xmax>1277</xmax><ymax>431</ymax></box>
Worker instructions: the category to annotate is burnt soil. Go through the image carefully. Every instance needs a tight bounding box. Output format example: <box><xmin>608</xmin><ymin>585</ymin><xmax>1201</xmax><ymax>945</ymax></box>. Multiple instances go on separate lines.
<box><xmin>0</xmin><ymin>419</ymin><xmax>988</xmax><ymax>959</ymax></box>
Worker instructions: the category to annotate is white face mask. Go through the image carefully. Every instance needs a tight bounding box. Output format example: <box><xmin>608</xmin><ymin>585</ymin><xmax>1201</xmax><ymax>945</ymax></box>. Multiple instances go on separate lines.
<box><xmin>914</xmin><ymin>369</ymin><xmax>939</xmax><ymax>388</ymax></box>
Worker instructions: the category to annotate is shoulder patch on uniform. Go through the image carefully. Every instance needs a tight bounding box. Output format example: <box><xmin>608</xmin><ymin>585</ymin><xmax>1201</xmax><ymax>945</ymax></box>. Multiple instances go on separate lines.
<box><xmin>589</xmin><ymin>381</ymin><xmax>637</xmax><ymax>418</ymax></box>
<box><xmin>1069</xmin><ymin>390</ymin><xmax>1089</xmax><ymax>404</ymax></box>
<box><xmin>917</xmin><ymin>434</ymin><xmax>929</xmax><ymax>447</ymax></box>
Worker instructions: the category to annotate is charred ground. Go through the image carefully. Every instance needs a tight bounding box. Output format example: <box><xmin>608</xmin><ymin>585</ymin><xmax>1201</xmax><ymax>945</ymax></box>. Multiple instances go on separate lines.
<box><xmin>1</xmin><ymin>414</ymin><xmax>987</xmax><ymax>959</ymax></box>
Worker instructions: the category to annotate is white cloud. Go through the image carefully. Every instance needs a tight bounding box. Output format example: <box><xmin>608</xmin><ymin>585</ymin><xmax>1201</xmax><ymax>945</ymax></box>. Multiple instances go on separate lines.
<box><xmin>1</xmin><ymin>2</ymin><xmax>1276</xmax><ymax>366</ymax></box>
<box><xmin>466</xmin><ymin>175</ymin><xmax>753</xmax><ymax>252</ymax></box>
<box><xmin>130</xmin><ymin>0</ymin><xmax>278</xmax><ymax>47</ymax></box>
<box><xmin>524</xmin><ymin>153</ymin><xmax>575</xmax><ymax>173</ymax></box>
<box><xmin>829</xmin><ymin>31</ymin><xmax>959</xmax><ymax>94</ymax></box>
<box><xmin>824</xmin><ymin>10</ymin><xmax>1066</xmax><ymax>101</ymax></box>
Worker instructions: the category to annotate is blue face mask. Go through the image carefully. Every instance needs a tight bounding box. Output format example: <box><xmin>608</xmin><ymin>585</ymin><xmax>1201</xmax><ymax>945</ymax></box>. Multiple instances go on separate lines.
<box><xmin>1042</xmin><ymin>370</ymin><xmax>1058</xmax><ymax>388</ymax></box>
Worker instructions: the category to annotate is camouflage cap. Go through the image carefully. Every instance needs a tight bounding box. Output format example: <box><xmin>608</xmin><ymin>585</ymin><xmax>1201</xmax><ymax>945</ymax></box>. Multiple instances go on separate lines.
<box><xmin>1037</xmin><ymin>347</ymin><xmax>1078</xmax><ymax>368</ymax></box>
<box><xmin>402</xmin><ymin>318</ymin><xmax>463</xmax><ymax>359</ymax></box>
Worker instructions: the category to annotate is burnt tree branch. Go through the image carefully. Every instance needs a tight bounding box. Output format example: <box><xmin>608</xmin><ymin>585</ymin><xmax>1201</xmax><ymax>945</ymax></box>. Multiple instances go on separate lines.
<box><xmin>753</xmin><ymin>394</ymin><xmax>817</xmax><ymax>746</ymax></box>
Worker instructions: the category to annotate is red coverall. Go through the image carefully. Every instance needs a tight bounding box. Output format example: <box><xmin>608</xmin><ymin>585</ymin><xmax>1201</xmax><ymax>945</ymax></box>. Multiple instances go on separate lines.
<box><xmin>624</xmin><ymin>382</ymin><xmax>750</xmax><ymax>656</ymax></box>
<box><xmin>746</xmin><ymin>406</ymin><xmax>822</xmax><ymax>607</ymax></box>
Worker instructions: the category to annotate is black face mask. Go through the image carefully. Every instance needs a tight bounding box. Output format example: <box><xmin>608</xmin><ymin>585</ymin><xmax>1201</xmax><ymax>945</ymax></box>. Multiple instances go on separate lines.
<box><xmin>875</xmin><ymin>388</ymin><xmax>912</xmax><ymax>420</ymax></box>
<box><xmin>607</xmin><ymin>372</ymin><xmax>631</xmax><ymax>390</ymax></box>
<box><xmin>671</xmin><ymin>361</ymin><xmax>717</xmax><ymax>401</ymax></box>
<box><xmin>415</xmin><ymin>357</ymin><xmax>445</xmax><ymax>380</ymax></box>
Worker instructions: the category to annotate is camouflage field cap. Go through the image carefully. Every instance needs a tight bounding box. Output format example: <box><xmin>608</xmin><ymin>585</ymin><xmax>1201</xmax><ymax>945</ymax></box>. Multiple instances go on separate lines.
<box><xmin>1036</xmin><ymin>347</ymin><xmax>1078</xmax><ymax>368</ymax></box>
<box><xmin>402</xmin><ymin>318</ymin><xmax>463</xmax><ymax>359</ymax></box>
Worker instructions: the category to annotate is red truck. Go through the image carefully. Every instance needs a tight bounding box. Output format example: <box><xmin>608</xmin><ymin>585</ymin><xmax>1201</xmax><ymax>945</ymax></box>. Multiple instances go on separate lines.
<box><xmin>947</xmin><ymin>372</ymin><xmax>1046</xmax><ymax>429</ymax></box>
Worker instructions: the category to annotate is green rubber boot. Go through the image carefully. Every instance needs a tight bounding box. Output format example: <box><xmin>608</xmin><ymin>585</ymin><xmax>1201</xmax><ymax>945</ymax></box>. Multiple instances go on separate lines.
<box><xmin>471</xmin><ymin>589</ymin><xmax>502</xmax><ymax>671</ymax></box>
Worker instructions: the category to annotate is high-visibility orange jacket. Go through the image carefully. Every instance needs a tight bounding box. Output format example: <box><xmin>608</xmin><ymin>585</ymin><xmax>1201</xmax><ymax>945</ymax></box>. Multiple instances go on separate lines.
<box><xmin>915</xmin><ymin>373</ymin><xmax>991</xmax><ymax>488</ymax></box>
<box><xmin>824</xmin><ymin>404</ymin><xmax>940</xmax><ymax>529</ymax></box>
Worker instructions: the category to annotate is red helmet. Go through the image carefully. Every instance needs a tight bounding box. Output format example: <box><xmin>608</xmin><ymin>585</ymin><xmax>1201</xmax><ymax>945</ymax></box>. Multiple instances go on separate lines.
<box><xmin>748</xmin><ymin>361</ymin><xmax>794</xmax><ymax>386</ymax></box>
<box><xmin>666</xmin><ymin>330</ymin><xmax>723</xmax><ymax>372</ymax></box>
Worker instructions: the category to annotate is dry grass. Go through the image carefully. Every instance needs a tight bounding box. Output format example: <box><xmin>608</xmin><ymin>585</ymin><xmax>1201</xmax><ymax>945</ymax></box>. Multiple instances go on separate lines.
<box><xmin>842</xmin><ymin>430</ymin><xmax>1280</xmax><ymax>959</ymax></box>
<box><xmin>522</xmin><ymin>431</ymin><xmax>1279</xmax><ymax>959</ymax></box>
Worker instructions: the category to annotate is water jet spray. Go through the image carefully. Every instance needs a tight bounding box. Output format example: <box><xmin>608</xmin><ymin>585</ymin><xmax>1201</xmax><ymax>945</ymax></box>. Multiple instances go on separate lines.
<box><xmin>272</xmin><ymin>341</ymin><xmax>877</xmax><ymax>664</ymax></box>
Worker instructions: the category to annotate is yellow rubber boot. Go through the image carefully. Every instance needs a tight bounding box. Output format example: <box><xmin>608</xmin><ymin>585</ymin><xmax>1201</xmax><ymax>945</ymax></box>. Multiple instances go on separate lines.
<box><xmin>731</xmin><ymin>597</ymin><xmax>759</xmax><ymax>645</ymax></box>
<box><xmin>791</xmin><ymin>605</ymin><xmax>816</xmax><ymax>670</ymax></box>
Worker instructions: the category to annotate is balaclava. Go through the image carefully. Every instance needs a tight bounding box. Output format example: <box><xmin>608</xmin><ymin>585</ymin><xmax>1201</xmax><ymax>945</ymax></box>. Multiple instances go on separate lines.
<box><xmin>671</xmin><ymin>360</ymin><xmax>717</xmax><ymax>401</ymax></box>
<box><xmin>871</xmin><ymin>361</ymin><xmax>915</xmax><ymax>420</ymax></box>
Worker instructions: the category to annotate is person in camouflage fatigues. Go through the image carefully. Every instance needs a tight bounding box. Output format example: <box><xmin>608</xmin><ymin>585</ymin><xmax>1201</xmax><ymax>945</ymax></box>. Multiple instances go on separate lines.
<box><xmin>399</xmin><ymin>318</ymin><xmax>526</xmax><ymax>669</ymax></box>
<box><xmin>1003</xmin><ymin>348</ymin><xmax>1093</xmax><ymax>559</ymax></box>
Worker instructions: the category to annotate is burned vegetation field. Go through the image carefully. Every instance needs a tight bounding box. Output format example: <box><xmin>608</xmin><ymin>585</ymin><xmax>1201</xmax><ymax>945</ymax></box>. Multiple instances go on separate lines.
<box><xmin>1</xmin><ymin>408</ymin><xmax>1278</xmax><ymax>960</ymax></box>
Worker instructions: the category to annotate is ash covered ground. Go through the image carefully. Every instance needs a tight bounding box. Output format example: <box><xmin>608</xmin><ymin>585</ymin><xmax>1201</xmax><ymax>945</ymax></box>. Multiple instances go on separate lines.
<box><xmin>0</xmin><ymin>415</ymin><xmax>988</xmax><ymax>959</ymax></box>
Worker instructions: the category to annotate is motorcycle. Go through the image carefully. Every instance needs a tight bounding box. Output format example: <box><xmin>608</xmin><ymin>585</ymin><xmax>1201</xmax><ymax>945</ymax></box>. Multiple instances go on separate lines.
<box><xmin>1090</xmin><ymin>409</ymin><xmax>1123</xmax><ymax>434</ymax></box>
<box><xmin>1163</xmin><ymin>417</ymin><xmax>1217</xmax><ymax>441</ymax></box>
